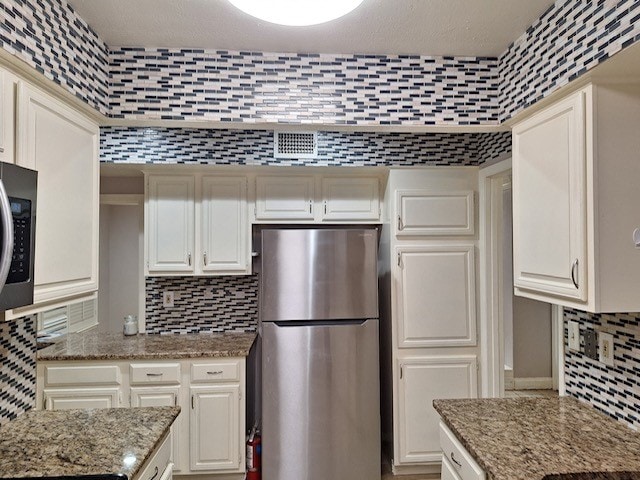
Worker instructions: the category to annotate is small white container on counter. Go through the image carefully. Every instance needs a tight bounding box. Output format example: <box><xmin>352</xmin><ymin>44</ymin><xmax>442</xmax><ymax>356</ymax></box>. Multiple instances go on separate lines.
<box><xmin>123</xmin><ymin>315</ymin><xmax>138</xmax><ymax>336</ymax></box>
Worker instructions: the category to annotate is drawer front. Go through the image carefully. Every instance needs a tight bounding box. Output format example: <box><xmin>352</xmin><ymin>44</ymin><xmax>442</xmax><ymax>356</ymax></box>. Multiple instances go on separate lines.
<box><xmin>137</xmin><ymin>433</ymin><xmax>171</xmax><ymax>480</ymax></box>
<box><xmin>439</xmin><ymin>422</ymin><xmax>485</xmax><ymax>480</ymax></box>
<box><xmin>130</xmin><ymin>363</ymin><xmax>181</xmax><ymax>385</ymax></box>
<box><xmin>191</xmin><ymin>361</ymin><xmax>240</xmax><ymax>383</ymax></box>
<box><xmin>45</xmin><ymin>365</ymin><xmax>120</xmax><ymax>386</ymax></box>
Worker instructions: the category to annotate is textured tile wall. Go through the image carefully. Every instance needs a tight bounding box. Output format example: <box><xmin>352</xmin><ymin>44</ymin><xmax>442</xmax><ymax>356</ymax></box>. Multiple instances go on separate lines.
<box><xmin>100</xmin><ymin>127</ymin><xmax>512</xmax><ymax>166</ymax></box>
<box><xmin>145</xmin><ymin>276</ymin><xmax>258</xmax><ymax>334</ymax></box>
<box><xmin>0</xmin><ymin>316</ymin><xmax>36</xmax><ymax>425</ymax></box>
<box><xmin>108</xmin><ymin>49</ymin><xmax>500</xmax><ymax>126</ymax></box>
<box><xmin>500</xmin><ymin>0</ymin><xmax>640</xmax><ymax>122</ymax></box>
<box><xmin>0</xmin><ymin>0</ymin><xmax>109</xmax><ymax>113</ymax></box>
<box><xmin>564</xmin><ymin>308</ymin><xmax>640</xmax><ymax>430</ymax></box>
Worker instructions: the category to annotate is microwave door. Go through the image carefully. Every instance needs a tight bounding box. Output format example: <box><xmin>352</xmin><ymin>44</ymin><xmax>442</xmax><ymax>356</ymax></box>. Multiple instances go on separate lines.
<box><xmin>0</xmin><ymin>177</ymin><xmax>14</xmax><ymax>293</ymax></box>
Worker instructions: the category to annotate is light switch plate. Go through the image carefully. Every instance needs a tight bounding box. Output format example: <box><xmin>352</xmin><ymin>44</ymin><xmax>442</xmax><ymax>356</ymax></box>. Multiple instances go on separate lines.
<box><xmin>598</xmin><ymin>332</ymin><xmax>615</xmax><ymax>367</ymax></box>
<box><xmin>163</xmin><ymin>290</ymin><xmax>174</xmax><ymax>308</ymax></box>
<box><xmin>568</xmin><ymin>321</ymin><xmax>580</xmax><ymax>351</ymax></box>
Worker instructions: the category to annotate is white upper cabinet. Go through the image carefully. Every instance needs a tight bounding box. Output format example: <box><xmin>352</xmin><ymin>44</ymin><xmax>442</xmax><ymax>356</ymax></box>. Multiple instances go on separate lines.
<box><xmin>201</xmin><ymin>176</ymin><xmax>248</xmax><ymax>273</ymax></box>
<box><xmin>512</xmin><ymin>83</ymin><xmax>640</xmax><ymax>313</ymax></box>
<box><xmin>146</xmin><ymin>174</ymin><xmax>250</xmax><ymax>276</ymax></box>
<box><xmin>255</xmin><ymin>176</ymin><xmax>315</xmax><ymax>220</ymax></box>
<box><xmin>396</xmin><ymin>190</ymin><xmax>474</xmax><ymax>236</ymax></box>
<box><xmin>17</xmin><ymin>83</ymin><xmax>99</xmax><ymax>304</ymax></box>
<box><xmin>395</xmin><ymin>245</ymin><xmax>476</xmax><ymax>348</ymax></box>
<box><xmin>147</xmin><ymin>175</ymin><xmax>195</xmax><ymax>274</ymax></box>
<box><xmin>321</xmin><ymin>177</ymin><xmax>380</xmax><ymax>221</ymax></box>
<box><xmin>0</xmin><ymin>68</ymin><xmax>18</xmax><ymax>165</ymax></box>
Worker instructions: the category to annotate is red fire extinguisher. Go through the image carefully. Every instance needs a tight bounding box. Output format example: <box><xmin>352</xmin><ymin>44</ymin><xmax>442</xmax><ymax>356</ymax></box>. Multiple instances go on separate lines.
<box><xmin>246</xmin><ymin>423</ymin><xmax>261</xmax><ymax>480</ymax></box>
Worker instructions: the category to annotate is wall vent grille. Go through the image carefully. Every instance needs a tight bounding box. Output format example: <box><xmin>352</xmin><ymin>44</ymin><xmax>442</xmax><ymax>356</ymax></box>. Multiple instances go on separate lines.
<box><xmin>274</xmin><ymin>131</ymin><xmax>318</xmax><ymax>158</ymax></box>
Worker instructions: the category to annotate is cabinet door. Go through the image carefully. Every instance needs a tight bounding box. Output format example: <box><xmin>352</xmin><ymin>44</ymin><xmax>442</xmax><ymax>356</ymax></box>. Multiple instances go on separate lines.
<box><xmin>396</xmin><ymin>245</ymin><xmax>476</xmax><ymax>347</ymax></box>
<box><xmin>441</xmin><ymin>456</ymin><xmax>462</xmax><ymax>480</ymax></box>
<box><xmin>43</xmin><ymin>388</ymin><xmax>119</xmax><ymax>410</ymax></box>
<box><xmin>147</xmin><ymin>176</ymin><xmax>195</xmax><ymax>273</ymax></box>
<box><xmin>321</xmin><ymin>177</ymin><xmax>380</xmax><ymax>221</ymax></box>
<box><xmin>17</xmin><ymin>83</ymin><xmax>99</xmax><ymax>303</ymax></box>
<box><xmin>131</xmin><ymin>387</ymin><xmax>181</xmax><ymax>472</ymax></box>
<box><xmin>0</xmin><ymin>69</ymin><xmax>18</xmax><ymax>164</ymax></box>
<box><xmin>201</xmin><ymin>177</ymin><xmax>248</xmax><ymax>273</ymax></box>
<box><xmin>190</xmin><ymin>385</ymin><xmax>241</xmax><ymax>472</ymax></box>
<box><xmin>396</xmin><ymin>356</ymin><xmax>477</xmax><ymax>465</ymax></box>
<box><xmin>396</xmin><ymin>190</ymin><xmax>474</xmax><ymax>236</ymax></box>
<box><xmin>512</xmin><ymin>90</ymin><xmax>587</xmax><ymax>301</ymax></box>
<box><xmin>255</xmin><ymin>176</ymin><xmax>314</xmax><ymax>220</ymax></box>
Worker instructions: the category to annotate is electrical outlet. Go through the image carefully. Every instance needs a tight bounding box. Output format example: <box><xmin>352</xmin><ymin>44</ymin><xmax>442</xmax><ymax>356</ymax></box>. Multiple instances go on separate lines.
<box><xmin>568</xmin><ymin>321</ymin><xmax>580</xmax><ymax>351</ymax></box>
<box><xmin>598</xmin><ymin>332</ymin><xmax>615</xmax><ymax>366</ymax></box>
<box><xmin>583</xmin><ymin>329</ymin><xmax>598</xmax><ymax>360</ymax></box>
<box><xmin>162</xmin><ymin>290</ymin><xmax>174</xmax><ymax>308</ymax></box>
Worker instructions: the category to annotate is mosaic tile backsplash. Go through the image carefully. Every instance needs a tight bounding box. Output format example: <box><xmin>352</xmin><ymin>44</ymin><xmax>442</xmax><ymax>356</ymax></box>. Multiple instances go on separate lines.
<box><xmin>0</xmin><ymin>316</ymin><xmax>36</xmax><ymax>425</ymax></box>
<box><xmin>100</xmin><ymin>127</ymin><xmax>512</xmax><ymax>167</ymax></box>
<box><xmin>108</xmin><ymin>49</ymin><xmax>499</xmax><ymax>126</ymax></box>
<box><xmin>564</xmin><ymin>308</ymin><xmax>640</xmax><ymax>430</ymax></box>
<box><xmin>0</xmin><ymin>0</ymin><xmax>109</xmax><ymax>114</ymax></box>
<box><xmin>500</xmin><ymin>0</ymin><xmax>640</xmax><ymax>121</ymax></box>
<box><xmin>145</xmin><ymin>276</ymin><xmax>258</xmax><ymax>334</ymax></box>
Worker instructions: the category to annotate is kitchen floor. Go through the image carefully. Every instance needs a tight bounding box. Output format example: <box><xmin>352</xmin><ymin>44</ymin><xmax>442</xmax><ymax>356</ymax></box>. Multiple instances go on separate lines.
<box><xmin>504</xmin><ymin>389</ymin><xmax>557</xmax><ymax>398</ymax></box>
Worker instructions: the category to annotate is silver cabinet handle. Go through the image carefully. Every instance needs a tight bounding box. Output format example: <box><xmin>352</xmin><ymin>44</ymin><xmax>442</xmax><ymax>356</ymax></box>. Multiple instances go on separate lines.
<box><xmin>148</xmin><ymin>466</ymin><xmax>159</xmax><ymax>480</ymax></box>
<box><xmin>571</xmin><ymin>259</ymin><xmax>579</xmax><ymax>289</ymax></box>
<box><xmin>450</xmin><ymin>452</ymin><xmax>462</xmax><ymax>469</ymax></box>
<box><xmin>397</xmin><ymin>252</ymin><xmax>401</xmax><ymax>267</ymax></box>
<box><xmin>397</xmin><ymin>215</ymin><xmax>403</xmax><ymax>231</ymax></box>
<box><xmin>188</xmin><ymin>252</ymin><xmax>192</xmax><ymax>266</ymax></box>
<box><xmin>0</xmin><ymin>179</ymin><xmax>14</xmax><ymax>293</ymax></box>
<box><xmin>146</xmin><ymin>373</ymin><xmax>163</xmax><ymax>377</ymax></box>
<box><xmin>207</xmin><ymin>370</ymin><xmax>223</xmax><ymax>375</ymax></box>
<box><xmin>203</xmin><ymin>251</ymin><xmax>207</xmax><ymax>265</ymax></box>
<box><xmin>309</xmin><ymin>200</ymin><xmax>312</xmax><ymax>214</ymax></box>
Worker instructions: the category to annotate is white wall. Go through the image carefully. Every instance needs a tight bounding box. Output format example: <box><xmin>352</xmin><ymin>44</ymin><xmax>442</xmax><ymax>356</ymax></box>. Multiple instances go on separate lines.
<box><xmin>98</xmin><ymin>204</ymin><xmax>142</xmax><ymax>333</ymax></box>
<box><xmin>502</xmin><ymin>185</ymin><xmax>514</xmax><ymax>369</ymax></box>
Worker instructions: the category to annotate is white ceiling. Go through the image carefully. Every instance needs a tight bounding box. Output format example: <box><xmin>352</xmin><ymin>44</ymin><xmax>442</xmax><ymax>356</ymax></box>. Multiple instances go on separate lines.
<box><xmin>68</xmin><ymin>0</ymin><xmax>554</xmax><ymax>57</ymax></box>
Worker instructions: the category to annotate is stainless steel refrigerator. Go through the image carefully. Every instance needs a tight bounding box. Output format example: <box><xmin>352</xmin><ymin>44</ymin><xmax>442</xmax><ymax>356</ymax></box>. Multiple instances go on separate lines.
<box><xmin>260</xmin><ymin>227</ymin><xmax>380</xmax><ymax>480</ymax></box>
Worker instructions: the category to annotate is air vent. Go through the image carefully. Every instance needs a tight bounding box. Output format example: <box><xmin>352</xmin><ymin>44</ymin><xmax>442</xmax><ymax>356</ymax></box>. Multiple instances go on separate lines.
<box><xmin>274</xmin><ymin>131</ymin><xmax>318</xmax><ymax>159</ymax></box>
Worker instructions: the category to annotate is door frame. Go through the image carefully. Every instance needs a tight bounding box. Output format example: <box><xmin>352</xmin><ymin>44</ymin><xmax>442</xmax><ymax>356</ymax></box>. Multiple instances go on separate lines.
<box><xmin>478</xmin><ymin>159</ymin><xmax>565</xmax><ymax>397</ymax></box>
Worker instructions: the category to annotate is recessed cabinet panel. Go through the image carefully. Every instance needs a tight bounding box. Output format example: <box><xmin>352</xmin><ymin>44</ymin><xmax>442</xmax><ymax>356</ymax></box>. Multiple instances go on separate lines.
<box><xmin>397</xmin><ymin>357</ymin><xmax>477</xmax><ymax>465</ymax></box>
<box><xmin>17</xmin><ymin>83</ymin><xmax>99</xmax><ymax>303</ymax></box>
<box><xmin>44</xmin><ymin>388</ymin><xmax>119</xmax><ymax>410</ymax></box>
<box><xmin>190</xmin><ymin>385</ymin><xmax>240</xmax><ymax>472</ymax></box>
<box><xmin>321</xmin><ymin>177</ymin><xmax>380</xmax><ymax>221</ymax></box>
<box><xmin>147</xmin><ymin>176</ymin><xmax>195</xmax><ymax>273</ymax></box>
<box><xmin>512</xmin><ymin>90</ymin><xmax>587</xmax><ymax>301</ymax></box>
<box><xmin>396</xmin><ymin>190</ymin><xmax>474</xmax><ymax>236</ymax></box>
<box><xmin>201</xmin><ymin>177</ymin><xmax>248</xmax><ymax>273</ymax></box>
<box><xmin>396</xmin><ymin>245</ymin><xmax>476</xmax><ymax>348</ymax></box>
<box><xmin>255</xmin><ymin>176</ymin><xmax>315</xmax><ymax>220</ymax></box>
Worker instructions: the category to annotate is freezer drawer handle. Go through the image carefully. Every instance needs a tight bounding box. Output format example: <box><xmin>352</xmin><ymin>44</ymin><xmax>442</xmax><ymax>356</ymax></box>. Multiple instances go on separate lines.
<box><xmin>207</xmin><ymin>370</ymin><xmax>223</xmax><ymax>375</ymax></box>
<box><xmin>450</xmin><ymin>452</ymin><xmax>462</xmax><ymax>469</ymax></box>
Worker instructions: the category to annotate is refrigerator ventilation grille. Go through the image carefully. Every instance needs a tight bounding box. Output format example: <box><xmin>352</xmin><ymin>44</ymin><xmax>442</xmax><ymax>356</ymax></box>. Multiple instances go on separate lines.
<box><xmin>274</xmin><ymin>131</ymin><xmax>318</xmax><ymax>158</ymax></box>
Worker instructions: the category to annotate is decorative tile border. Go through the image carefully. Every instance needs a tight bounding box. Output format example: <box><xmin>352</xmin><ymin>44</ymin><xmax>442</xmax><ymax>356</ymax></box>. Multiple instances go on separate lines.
<box><xmin>100</xmin><ymin>127</ymin><xmax>512</xmax><ymax>166</ymax></box>
<box><xmin>108</xmin><ymin>49</ymin><xmax>500</xmax><ymax>126</ymax></box>
<box><xmin>145</xmin><ymin>276</ymin><xmax>258</xmax><ymax>334</ymax></box>
<box><xmin>0</xmin><ymin>315</ymin><xmax>36</xmax><ymax>425</ymax></box>
<box><xmin>564</xmin><ymin>308</ymin><xmax>640</xmax><ymax>430</ymax></box>
<box><xmin>0</xmin><ymin>0</ymin><xmax>109</xmax><ymax>114</ymax></box>
<box><xmin>500</xmin><ymin>0</ymin><xmax>640</xmax><ymax>121</ymax></box>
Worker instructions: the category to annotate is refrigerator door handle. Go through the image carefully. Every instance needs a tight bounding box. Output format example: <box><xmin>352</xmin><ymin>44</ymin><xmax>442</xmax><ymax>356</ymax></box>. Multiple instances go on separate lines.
<box><xmin>273</xmin><ymin>319</ymin><xmax>371</xmax><ymax>327</ymax></box>
<box><xmin>0</xmin><ymin>178</ymin><xmax>14</xmax><ymax>293</ymax></box>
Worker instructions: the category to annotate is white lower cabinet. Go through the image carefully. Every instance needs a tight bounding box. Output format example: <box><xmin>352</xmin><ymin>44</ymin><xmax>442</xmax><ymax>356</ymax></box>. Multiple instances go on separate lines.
<box><xmin>136</xmin><ymin>433</ymin><xmax>173</xmax><ymax>480</ymax></box>
<box><xmin>37</xmin><ymin>357</ymin><xmax>246</xmax><ymax>476</ymax></box>
<box><xmin>397</xmin><ymin>356</ymin><xmax>477</xmax><ymax>464</ymax></box>
<box><xmin>439</xmin><ymin>422</ymin><xmax>485</xmax><ymax>480</ymax></box>
<box><xmin>190</xmin><ymin>385</ymin><xmax>241</xmax><ymax>472</ymax></box>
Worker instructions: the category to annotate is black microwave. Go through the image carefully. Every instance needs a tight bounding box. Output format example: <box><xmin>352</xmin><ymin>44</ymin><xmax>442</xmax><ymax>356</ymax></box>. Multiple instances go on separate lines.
<box><xmin>0</xmin><ymin>161</ymin><xmax>37</xmax><ymax>311</ymax></box>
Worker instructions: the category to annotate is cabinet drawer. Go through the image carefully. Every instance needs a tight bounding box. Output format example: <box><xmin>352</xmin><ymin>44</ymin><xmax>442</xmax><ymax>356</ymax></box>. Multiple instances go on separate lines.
<box><xmin>439</xmin><ymin>422</ymin><xmax>485</xmax><ymax>480</ymax></box>
<box><xmin>45</xmin><ymin>365</ymin><xmax>120</xmax><ymax>386</ymax></box>
<box><xmin>130</xmin><ymin>363</ymin><xmax>181</xmax><ymax>385</ymax></box>
<box><xmin>137</xmin><ymin>433</ymin><xmax>171</xmax><ymax>480</ymax></box>
<box><xmin>191</xmin><ymin>361</ymin><xmax>240</xmax><ymax>383</ymax></box>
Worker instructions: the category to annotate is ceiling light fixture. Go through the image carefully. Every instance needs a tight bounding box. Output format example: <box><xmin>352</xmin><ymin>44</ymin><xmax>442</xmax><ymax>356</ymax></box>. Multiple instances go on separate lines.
<box><xmin>227</xmin><ymin>0</ymin><xmax>365</xmax><ymax>27</ymax></box>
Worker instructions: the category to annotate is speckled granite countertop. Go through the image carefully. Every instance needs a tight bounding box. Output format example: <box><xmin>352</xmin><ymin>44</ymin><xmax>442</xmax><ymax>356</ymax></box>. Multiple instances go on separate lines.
<box><xmin>434</xmin><ymin>397</ymin><xmax>640</xmax><ymax>480</ymax></box>
<box><xmin>37</xmin><ymin>330</ymin><xmax>256</xmax><ymax>361</ymax></box>
<box><xmin>0</xmin><ymin>406</ymin><xmax>179</xmax><ymax>479</ymax></box>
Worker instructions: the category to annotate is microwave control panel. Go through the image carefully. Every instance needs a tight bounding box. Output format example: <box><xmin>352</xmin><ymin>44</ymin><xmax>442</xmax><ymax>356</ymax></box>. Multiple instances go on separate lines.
<box><xmin>7</xmin><ymin>197</ymin><xmax>32</xmax><ymax>284</ymax></box>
